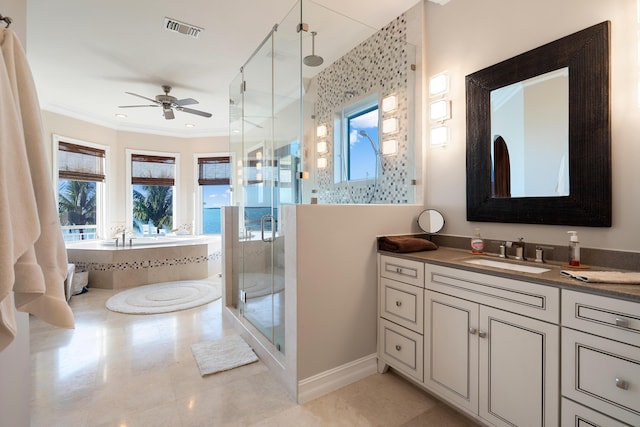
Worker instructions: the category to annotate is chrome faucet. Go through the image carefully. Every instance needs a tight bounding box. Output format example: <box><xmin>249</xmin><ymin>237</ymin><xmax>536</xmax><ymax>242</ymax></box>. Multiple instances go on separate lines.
<box><xmin>512</xmin><ymin>237</ymin><xmax>526</xmax><ymax>260</ymax></box>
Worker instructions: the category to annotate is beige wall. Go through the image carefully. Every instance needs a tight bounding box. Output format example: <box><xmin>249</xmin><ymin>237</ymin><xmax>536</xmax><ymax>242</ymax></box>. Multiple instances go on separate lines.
<box><xmin>424</xmin><ymin>0</ymin><xmax>640</xmax><ymax>252</ymax></box>
<box><xmin>41</xmin><ymin>111</ymin><xmax>229</xmax><ymax>235</ymax></box>
<box><xmin>292</xmin><ymin>204</ymin><xmax>423</xmax><ymax>379</ymax></box>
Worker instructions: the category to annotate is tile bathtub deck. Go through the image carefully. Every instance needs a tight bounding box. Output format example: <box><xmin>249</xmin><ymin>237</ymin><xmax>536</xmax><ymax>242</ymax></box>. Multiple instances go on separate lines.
<box><xmin>29</xmin><ymin>283</ymin><xmax>481</xmax><ymax>427</ymax></box>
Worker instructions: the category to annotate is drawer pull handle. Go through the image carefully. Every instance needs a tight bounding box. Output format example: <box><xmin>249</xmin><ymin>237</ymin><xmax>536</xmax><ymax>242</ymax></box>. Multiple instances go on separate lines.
<box><xmin>616</xmin><ymin>378</ymin><xmax>629</xmax><ymax>390</ymax></box>
<box><xmin>469</xmin><ymin>328</ymin><xmax>477</xmax><ymax>335</ymax></box>
<box><xmin>395</xmin><ymin>301</ymin><xmax>402</xmax><ymax>307</ymax></box>
<box><xmin>615</xmin><ymin>317</ymin><xmax>630</xmax><ymax>328</ymax></box>
<box><xmin>478</xmin><ymin>331</ymin><xmax>487</xmax><ymax>339</ymax></box>
<box><xmin>396</xmin><ymin>267</ymin><xmax>403</xmax><ymax>274</ymax></box>
<box><xmin>395</xmin><ymin>344</ymin><xmax>402</xmax><ymax>351</ymax></box>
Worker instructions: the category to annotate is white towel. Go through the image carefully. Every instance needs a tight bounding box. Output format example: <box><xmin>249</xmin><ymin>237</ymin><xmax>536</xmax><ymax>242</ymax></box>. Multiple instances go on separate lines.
<box><xmin>0</xmin><ymin>29</ymin><xmax>74</xmax><ymax>351</ymax></box>
<box><xmin>561</xmin><ymin>270</ymin><xmax>640</xmax><ymax>284</ymax></box>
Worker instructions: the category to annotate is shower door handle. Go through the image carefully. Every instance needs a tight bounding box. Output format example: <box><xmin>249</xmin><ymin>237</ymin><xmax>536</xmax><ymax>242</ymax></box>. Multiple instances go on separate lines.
<box><xmin>261</xmin><ymin>214</ymin><xmax>275</xmax><ymax>243</ymax></box>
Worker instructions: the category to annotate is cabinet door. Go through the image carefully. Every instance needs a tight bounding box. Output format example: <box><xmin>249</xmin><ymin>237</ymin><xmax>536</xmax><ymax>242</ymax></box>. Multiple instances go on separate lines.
<box><xmin>479</xmin><ymin>306</ymin><xmax>559</xmax><ymax>427</ymax></box>
<box><xmin>424</xmin><ymin>291</ymin><xmax>479</xmax><ymax>414</ymax></box>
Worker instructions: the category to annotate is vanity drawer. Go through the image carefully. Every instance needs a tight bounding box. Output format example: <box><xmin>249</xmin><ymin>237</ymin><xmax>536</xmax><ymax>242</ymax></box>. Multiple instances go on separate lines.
<box><xmin>380</xmin><ymin>277</ymin><xmax>423</xmax><ymax>334</ymax></box>
<box><xmin>561</xmin><ymin>398</ymin><xmax>629</xmax><ymax>427</ymax></box>
<box><xmin>379</xmin><ymin>318</ymin><xmax>423</xmax><ymax>382</ymax></box>
<box><xmin>562</xmin><ymin>289</ymin><xmax>640</xmax><ymax>347</ymax></box>
<box><xmin>380</xmin><ymin>255</ymin><xmax>424</xmax><ymax>287</ymax></box>
<box><xmin>562</xmin><ymin>328</ymin><xmax>640</xmax><ymax>426</ymax></box>
<box><xmin>426</xmin><ymin>264</ymin><xmax>559</xmax><ymax>323</ymax></box>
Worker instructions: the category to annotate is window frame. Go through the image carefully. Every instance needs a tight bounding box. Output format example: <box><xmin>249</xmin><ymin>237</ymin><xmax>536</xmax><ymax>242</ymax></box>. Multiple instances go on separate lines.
<box><xmin>126</xmin><ymin>149</ymin><xmax>180</xmax><ymax>234</ymax></box>
<box><xmin>52</xmin><ymin>134</ymin><xmax>109</xmax><ymax>241</ymax></box>
<box><xmin>333</xmin><ymin>93</ymin><xmax>380</xmax><ymax>184</ymax></box>
<box><xmin>194</xmin><ymin>152</ymin><xmax>234</xmax><ymax>235</ymax></box>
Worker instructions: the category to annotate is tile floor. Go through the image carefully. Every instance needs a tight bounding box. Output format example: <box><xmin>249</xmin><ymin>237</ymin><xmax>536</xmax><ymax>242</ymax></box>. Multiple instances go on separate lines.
<box><xmin>29</xmin><ymin>282</ymin><xmax>481</xmax><ymax>427</ymax></box>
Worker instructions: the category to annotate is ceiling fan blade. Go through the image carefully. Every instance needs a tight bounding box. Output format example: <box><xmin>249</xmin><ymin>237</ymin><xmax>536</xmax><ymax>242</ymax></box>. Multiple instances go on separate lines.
<box><xmin>163</xmin><ymin>108</ymin><xmax>175</xmax><ymax>120</ymax></box>
<box><xmin>174</xmin><ymin>98</ymin><xmax>198</xmax><ymax>107</ymax></box>
<box><xmin>180</xmin><ymin>107</ymin><xmax>212</xmax><ymax>118</ymax></box>
<box><xmin>125</xmin><ymin>92</ymin><xmax>159</xmax><ymax>104</ymax></box>
<box><xmin>118</xmin><ymin>104</ymin><xmax>159</xmax><ymax>108</ymax></box>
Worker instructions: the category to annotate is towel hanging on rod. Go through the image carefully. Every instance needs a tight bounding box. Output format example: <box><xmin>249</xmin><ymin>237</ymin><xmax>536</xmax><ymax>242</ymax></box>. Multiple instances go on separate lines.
<box><xmin>1</xmin><ymin>14</ymin><xmax>12</xmax><ymax>28</ymax></box>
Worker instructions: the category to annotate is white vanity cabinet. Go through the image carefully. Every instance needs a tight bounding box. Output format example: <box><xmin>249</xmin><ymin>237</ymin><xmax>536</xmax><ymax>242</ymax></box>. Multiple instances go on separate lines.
<box><xmin>424</xmin><ymin>264</ymin><xmax>560</xmax><ymax>427</ymax></box>
<box><xmin>561</xmin><ymin>289</ymin><xmax>640</xmax><ymax>426</ymax></box>
<box><xmin>377</xmin><ymin>255</ymin><xmax>425</xmax><ymax>382</ymax></box>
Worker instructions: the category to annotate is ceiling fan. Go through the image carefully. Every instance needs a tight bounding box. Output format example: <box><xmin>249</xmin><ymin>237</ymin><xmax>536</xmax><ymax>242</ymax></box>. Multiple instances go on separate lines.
<box><xmin>119</xmin><ymin>85</ymin><xmax>212</xmax><ymax>120</ymax></box>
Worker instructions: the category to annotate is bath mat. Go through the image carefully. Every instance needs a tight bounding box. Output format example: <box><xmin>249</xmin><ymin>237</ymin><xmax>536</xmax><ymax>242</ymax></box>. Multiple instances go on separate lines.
<box><xmin>105</xmin><ymin>280</ymin><xmax>221</xmax><ymax>314</ymax></box>
<box><xmin>191</xmin><ymin>335</ymin><xmax>258</xmax><ymax>376</ymax></box>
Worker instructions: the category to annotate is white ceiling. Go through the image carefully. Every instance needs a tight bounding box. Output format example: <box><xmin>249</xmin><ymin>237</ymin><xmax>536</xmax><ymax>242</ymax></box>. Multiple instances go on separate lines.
<box><xmin>26</xmin><ymin>0</ymin><xmax>422</xmax><ymax>138</ymax></box>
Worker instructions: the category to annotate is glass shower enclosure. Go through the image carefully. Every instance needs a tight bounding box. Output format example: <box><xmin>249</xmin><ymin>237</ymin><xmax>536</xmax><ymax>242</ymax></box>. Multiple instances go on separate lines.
<box><xmin>228</xmin><ymin>5</ymin><xmax>303</xmax><ymax>354</ymax></box>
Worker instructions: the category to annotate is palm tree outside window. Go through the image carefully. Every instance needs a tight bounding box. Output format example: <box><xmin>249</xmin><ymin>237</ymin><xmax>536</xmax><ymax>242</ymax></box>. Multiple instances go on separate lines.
<box><xmin>131</xmin><ymin>154</ymin><xmax>176</xmax><ymax>234</ymax></box>
<box><xmin>57</xmin><ymin>141</ymin><xmax>105</xmax><ymax>241</ymax></box>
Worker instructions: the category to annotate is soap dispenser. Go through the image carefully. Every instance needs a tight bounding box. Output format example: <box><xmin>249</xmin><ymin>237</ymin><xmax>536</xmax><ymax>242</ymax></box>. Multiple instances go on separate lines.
<box><xmin>471</xmin><ymin>228</ymin><xmax>484</xmax><ymax>254</ymax></box>
<box><xmin>567</xmin><ymin>231</ymin><xmax>580</xmax><ymax>266</ymax></box>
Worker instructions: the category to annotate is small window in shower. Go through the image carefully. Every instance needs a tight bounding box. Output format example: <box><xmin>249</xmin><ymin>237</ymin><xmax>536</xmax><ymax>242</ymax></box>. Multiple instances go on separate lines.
<box><xmin>347</xmin><ymin>105</ymin><xmax>379</xmax><ymax>181</ymax></box>
<box><xmin>333</xmin><ymin>95</ymin><xmax>380</xmax><ymax>184</ymax></box>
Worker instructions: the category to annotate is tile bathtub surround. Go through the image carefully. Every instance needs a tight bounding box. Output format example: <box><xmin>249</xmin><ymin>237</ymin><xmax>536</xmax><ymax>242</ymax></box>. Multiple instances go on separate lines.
<box><xmin>30</xmin><ymin>284</ymin><xmax>481</xmax><ymax>427</ymax></box>
<box><xmin>67</xmin><ymin>244</ymin><xmax>222</xmax><ymax>289</ymax></box>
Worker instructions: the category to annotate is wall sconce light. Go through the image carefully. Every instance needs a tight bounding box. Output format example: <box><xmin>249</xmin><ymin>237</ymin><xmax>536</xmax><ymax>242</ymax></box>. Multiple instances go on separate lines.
<box><xmin>317</xmin><ymin>124</ymin><xmax>328</xmax><ymax>138</ymax></box>
<box><xmin>382</xmin><ymin>117</ymin><xmax>398</xmax><ymax>134</ymax></box>
<box><xmin>316</xmin><ymin>141</ymin><xmax>328</xmax><ymax>154</ymax></box>
<box><xmin>429</xmin><ymin>72</ymin><xmax>449</xmax><ymax>97</ymax></box>
<box><xmin>430</xmin><ymin>99</ymin><xmax>451</xmax><ymax>122</ymax></box>
<box><xmin>255</xmin><ymin>151</ymin><xmax>263</xmax><ymax>160</ymax></box>
<box><xmin>317</xmin><ymin>157</ymin><xmax>328</xmax><ymax>169</ymax></box>
<box><xmin>381</xmin><ymin>94</ymin><xmax>398</xmax><ymax>113</ymax></box>
<box><xmin>381</xmin><ymin>139</ymin><xmax>398</xmax><ymax>156</ymax></box>
<box><xmin>430</xmin><ymin>125</ymin><xmax>449</xmax><ymax>146</ymax></box>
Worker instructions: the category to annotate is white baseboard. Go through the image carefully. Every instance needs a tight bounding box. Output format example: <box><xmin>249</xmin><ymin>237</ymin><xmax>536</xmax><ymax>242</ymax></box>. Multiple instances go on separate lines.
<box><xmin>297</xmin><ymin>354</ymin><xmax>378</xmax><ymax>404</ymax></box>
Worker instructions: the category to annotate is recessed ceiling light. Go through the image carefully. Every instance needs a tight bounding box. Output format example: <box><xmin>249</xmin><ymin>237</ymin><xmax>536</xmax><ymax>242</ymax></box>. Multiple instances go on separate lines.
<box><xmin>115</xmin><ymin>113</ymin><xmax>127</xmax><ymax>118</ymax></box>
<box><xmin>185</xmin><ymin>123</ymin><xmax>195</xmax><ymax>128</ymax></box>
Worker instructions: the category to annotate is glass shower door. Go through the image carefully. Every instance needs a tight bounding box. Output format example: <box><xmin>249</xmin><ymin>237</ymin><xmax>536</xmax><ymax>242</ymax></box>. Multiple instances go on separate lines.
<box><xmin>237</xmin><ymin>28</ymin><xmax>281</xmax><ymax>352</ymax></box>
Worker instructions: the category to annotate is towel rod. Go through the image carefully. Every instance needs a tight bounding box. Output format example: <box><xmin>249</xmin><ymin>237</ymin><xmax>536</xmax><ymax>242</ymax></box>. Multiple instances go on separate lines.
<box><xmin>1</xmin><ymin>14</ymin><xmax>12</xmax><ymax>28</ymax></box>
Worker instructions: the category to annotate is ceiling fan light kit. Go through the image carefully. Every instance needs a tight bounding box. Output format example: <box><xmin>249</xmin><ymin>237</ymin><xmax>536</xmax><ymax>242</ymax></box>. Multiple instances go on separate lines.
<box><xmin>119</xmin><ymin>85</ymin><xmax>212</xmax><ymax>120</ymax></box>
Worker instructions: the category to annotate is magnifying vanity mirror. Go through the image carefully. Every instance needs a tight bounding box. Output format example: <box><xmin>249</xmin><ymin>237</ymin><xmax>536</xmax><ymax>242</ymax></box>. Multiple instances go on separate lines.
<box><xmin>418</xmin><ymin>209</ymin><xmax>445</xmax><ymax>234</ymax></box>
<box><xmin>466</xmin><ymin>21</ymin><xmax>611</xmax><ymax>227</ymax></box>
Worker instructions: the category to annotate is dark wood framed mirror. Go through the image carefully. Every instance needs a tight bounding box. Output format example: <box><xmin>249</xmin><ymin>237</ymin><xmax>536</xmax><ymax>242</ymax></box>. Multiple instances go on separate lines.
<box><xmin>466</xmin><ymin>21</ymin><xmax>611</xmax><ymax>227</ymax></box>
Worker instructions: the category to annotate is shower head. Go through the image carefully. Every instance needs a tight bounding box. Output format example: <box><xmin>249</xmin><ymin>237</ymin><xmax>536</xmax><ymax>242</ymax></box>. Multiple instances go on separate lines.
<box><xmin>304</xmin><ymin>31</ymin><xmax>324</xmax><ymax>67</ymax></box>
<box><xmin>359</xmin><ymin>130</ymin><xmax>379</xmax><ymax>155</ymax></box>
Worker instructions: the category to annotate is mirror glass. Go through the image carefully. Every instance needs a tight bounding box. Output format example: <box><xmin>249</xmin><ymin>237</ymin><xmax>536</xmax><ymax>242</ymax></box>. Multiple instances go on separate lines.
<box><xmin>490</xmin><ymin>68</ymin><xmax>569</xmax><ymax>198</ymax></box>
<box><xmin>417</xmin><ymin>209</ymin><xmax>445</xmax><ymax>234</ymax></box>
<box><xmin>466</xmin><ymin>21</ymin><xmax>611</xmax><ymax>227</ymax></box>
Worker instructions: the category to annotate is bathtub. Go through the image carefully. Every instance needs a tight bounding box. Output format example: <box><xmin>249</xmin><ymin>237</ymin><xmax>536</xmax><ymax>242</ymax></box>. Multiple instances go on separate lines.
<box><xmin>100</xmin><ymin>234</ymin><xmax>206</xmax><ymax>247</ymax></box>
<box><xmin>66</xmin><ymin>235</ymin><xmax>221</xmax><ymax>289</ymax></box>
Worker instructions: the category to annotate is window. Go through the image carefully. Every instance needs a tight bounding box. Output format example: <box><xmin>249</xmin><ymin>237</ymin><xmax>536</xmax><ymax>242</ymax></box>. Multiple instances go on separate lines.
<box><xmin>333</xmin><ymin>95</ymin><xmax>380</xmax><ymax>183</ymax></box>
<box><xmin>347</xmin><ymin>106</ymin><xmax>379</xmax><ymax>181</ymax></box>
<box><xmin>56</xmin><ymin>139</ymin><xmax>106</xmax><ymax>241</ymax></box>
<box><xmin>129</xmin><ymin>152</ymin><xmax>177</xmax><ymax>234</ymax></box>
<box><xmin>197</xmin><ymin>155</ymin><xmax>231</xmax><ymax>234</ymax></box>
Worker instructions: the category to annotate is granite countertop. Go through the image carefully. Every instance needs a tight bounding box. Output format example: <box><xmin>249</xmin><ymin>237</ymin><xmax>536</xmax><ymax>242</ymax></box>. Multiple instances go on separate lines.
<box><xmin>380</xmin><ymin>247</ymin><xmax>640</xmax><ymax>303</ymax></box>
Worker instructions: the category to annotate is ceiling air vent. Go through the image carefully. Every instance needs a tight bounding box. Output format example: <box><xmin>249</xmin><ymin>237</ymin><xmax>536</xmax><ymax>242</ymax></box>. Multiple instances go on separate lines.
<box><xmin>163</xmin><ymin>17</ymin><xmax>203</xmax><ymax>39</ymax></box>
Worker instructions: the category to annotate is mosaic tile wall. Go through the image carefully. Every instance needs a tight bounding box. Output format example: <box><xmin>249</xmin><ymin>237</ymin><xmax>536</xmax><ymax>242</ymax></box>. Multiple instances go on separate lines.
<box><xmin>314</xmin><ymin>13</ymin><xmax>416</xmax><ymax>204</ymax></box>
<box><xmin>72</xmin><ymin>251</ymin><xmax>221</xmax><ymax>273</ymax></box>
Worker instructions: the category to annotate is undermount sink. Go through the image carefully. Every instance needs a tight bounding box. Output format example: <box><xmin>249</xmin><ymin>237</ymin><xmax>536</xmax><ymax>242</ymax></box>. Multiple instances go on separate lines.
<box><xmin>464</xmin><ymin>258</ymin><xmax>551</xmax><ymax>274</ymax></box>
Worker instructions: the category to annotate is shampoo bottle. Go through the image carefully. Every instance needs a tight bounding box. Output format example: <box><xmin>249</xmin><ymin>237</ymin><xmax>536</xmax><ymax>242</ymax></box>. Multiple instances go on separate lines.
<box><xmin>471</xmin><ymin>228</ymin><xmax>484</xmax><ymax>254</ymax></box>
<box><xmin>567</xmin><ymin>231</ymin><xmax>580</xmax><ymax>266</ymax></box>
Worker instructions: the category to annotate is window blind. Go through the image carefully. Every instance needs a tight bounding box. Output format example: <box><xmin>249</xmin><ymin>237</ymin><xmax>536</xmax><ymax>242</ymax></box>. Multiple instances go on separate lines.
<box><xmin>198</xmin><ymin>156</ymin><xmax>231</xmax><ymax>185</ymax></box>
<box><xmin>58</xmin><ymin>141</ymin><xmax>105</xmax><ymax>182</ymax></box>
<box><xmin>131</xmin><ymin>154</ymin><xmax>175</xmax><ymax>186</ymax></box>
